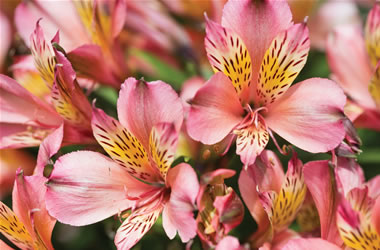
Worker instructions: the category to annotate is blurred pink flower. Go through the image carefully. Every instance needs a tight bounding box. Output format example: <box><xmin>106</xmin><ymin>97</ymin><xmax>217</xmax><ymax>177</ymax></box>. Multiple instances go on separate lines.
<box><xmin>327</xmin><ymin>3</ymin><xmax>380</xmax><ymax>130</ymax></box>
<box><xmin>45</xmin><ymin>78</ymin><xmax>200</xmax><ymax>249</ymax></box>
<box><xmin>187</xmin><ymin>0</ymin><xmax>346</xmax><ymax>167</ymax></box>
<box><xmin>303</xmin><ymin>157</ymin><xmax>380</xmax><ymax>248</ymax></box>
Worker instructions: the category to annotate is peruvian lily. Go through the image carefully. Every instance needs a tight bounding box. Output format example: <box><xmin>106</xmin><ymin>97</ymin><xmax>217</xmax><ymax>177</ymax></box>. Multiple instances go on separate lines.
<box><xmin>0</xmin><ymin>23</ymin><xmax>94</xmax><ymax>149</ymax></box>
<box><xmin>238</xmin><ymin>150</ymin><xmax>306</xmax><ymax>248</ymax></box>
<box><xmin>326</xmin><ymin>3</ymin><xmax>380</xmax><ymax>130</ymax></box>
<box><xmin>303</xmin><ymin>157</ymin><xmax>380</xmax><ymax>249</ymax></box>
<box><xmin>187</xmin><ymin>0</ymin><xmax>346</xmax><ymax>167</ymax></box>
<box><xmin>196</xmin><ymin>169</ymin><xmax>244</xmax><ymax>249</ymax></box>
<box><xmin>0</xmin><ymin>125</ymin><xmax>63</xmax><ymax>249</ymax></box>
<box><xmin>15</xmin><ymin>0</ymin><xmax>127</xmax><ymax>87</ymax></box>
<box><xmin>45</xmin><ymin>78</ymin><xmax>199</xmax><ymax>249</ymax></box>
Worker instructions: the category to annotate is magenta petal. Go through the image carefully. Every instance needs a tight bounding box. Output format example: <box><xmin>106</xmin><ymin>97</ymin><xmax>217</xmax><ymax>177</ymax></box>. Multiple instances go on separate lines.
<box><xmin>163</xmin><ymin>163</ymin><xmax>199</xmax><ymax>242</ymax></box>
<box><xmin>117</xmin><ymin>77</ymin><xmax>183</xmax><ymax>149</ymax></box>
<box><xmin>187</xmin><ymin>72</ymin><xmax>244</xmax><ymax>144</ymax></box>
<box><xmin>34</xmin><ymin>124</ymin><xmax>64</xmax><ymax>176</ymax></box>
<box><xmin>46</xmin><ymin>151</ymin><xmax>152</xmax><ymax>226</ymax></box>
<box><xmin>367</xmin><ymin>175</ymin><xmax>380</xmax><ymax>199</ymax></box>
<box><xmin>373</xmin><ymin>197</ymin><xmax>380</xmax><ymax>235</ymax></box>
<box><xmin>265</xmin><ymin>78</ymin><xmax>346</xmax><ymax>153</ymax></box>
<box><xmin>303</xmin><ymin>160</ymin><xmax>342</xmax><ymax>245</ymax></box>
<box><xmin>282</xmin><ymin>238</ymin><xmax>341</xmax><ymax>250</ymax></box>
<box><xmin>221</xmin><ymin>0</ymin><xmax>292</xmax><ymax>85</ymax></box>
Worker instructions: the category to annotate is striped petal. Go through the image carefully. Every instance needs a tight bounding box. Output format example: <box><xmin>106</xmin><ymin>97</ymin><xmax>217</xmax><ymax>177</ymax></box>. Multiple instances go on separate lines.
<box><xmin>149</xmin><ymin>123</ymin><xmax>178</xmax><ymax>181</ymax></box>
<box><xmin>30</xmin><ymin>20</ymin><xmax>56</xmax><ymax>88</ymax></box>
<box><xmin>0</xmin><ymin>202</ymin><xmax>35</xmax><ymax>250</ymax></box>
<box><xmin>258</xmin><ymin>153</ymin><xmax>307</xmax><ymax>236</ymax></box>
<box><xmin>337</xmin><ymin>187</ymin><xmax>380</xmax><ymax>249</ymax></box>
<box><xmin>205</xmin><ymin>17</ymin><xmax>252</xmax><ymax>102</ymax></box>
<box><xmin>256</xmin><ymin>23</ymin><xmax>309</xmax><ymax>106</ymax></box>
<box><xmin>92</xmin><ymin>107</ymin><xmax>160</xmax><ymax>183</ymax></box>
<box><xmin>51</xmin><ymin>51</ymin><xmax>91</xmax><ymax>127</ymax></box>
<box><xmin>365</xmin><ymin>3</ymin><xmax>380</xmax><ymax>68</ymax></box>
<box><xmin>235</xmin><ymin>119</ymin><xmax>269</xmax><ymax>167</ymax></box>
<box><xmin>115</xmin><ymin>202</ymin><xmax>163</xmax><ymax>250</ymax></box>
<box><xmin>0</xmin><ymin>124</ymin><xmax>53</xmax><ymax>149</ymax></box>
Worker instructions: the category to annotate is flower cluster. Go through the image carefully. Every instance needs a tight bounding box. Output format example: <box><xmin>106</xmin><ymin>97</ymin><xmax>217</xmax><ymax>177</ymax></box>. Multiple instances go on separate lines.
<box><xmin>0</xmin><ymin>0</ymin><xmax>379</xmax><ymax>250</ymax></box>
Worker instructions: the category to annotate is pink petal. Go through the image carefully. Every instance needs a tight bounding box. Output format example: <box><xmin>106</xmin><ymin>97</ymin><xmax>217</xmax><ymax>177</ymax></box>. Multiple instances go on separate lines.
<box><xmin>367</xmin><ymin>175</ymin><xmax>380</xmax><ymax>199</ymax></box>
<box><xmin>365</xmin><ymin>3</ymin><xmax>380</xmax><ymax>67</ymax></box>
<box><xmin>34</xmin><ymin>124</ymin><xmax>64</xmax><ymax>176</ymax></box>
<box><xmin>187</xmin><ymin>72</ymin><xmax>244</xmax><ymax>144</ymax></box>
<box><xmin>204</xmin><ymin>16</ymin><xmax>252</xmax><ymax>103</ymax></box>
<box><xmin>67</xmin><ymin>44</ymin><xmax>121</xmax><ymax>88</ymax></box>
<box><xmin>91</xmin><ymin>106</ymin><xmax>160</xmax><ymax>183</ymax></box>
<box><xmin>115</xmin><ymin>201</ymin><xmax>163</xmax><ymax>250</ymax></box>
<box><xmin>117</xmin><ymin>77</ymin><xmax>183</xmax><ymax>149</ymax></box>
<box><xmin>235</xmin><ymin>120</ymin><xmax>269</xmax><ymax>167</ymax></box>
<box><xmin>111</xmin><ymin>0</ymin><xmax>127</xmax><ymax>39</ymax></box>
<box><xmin>215</xmin><ymin>236</ymin><xmax>242</xmax><ymax>250</ymax></box>
<box><xmin>373</xmin><ymin>197</ymin><xmax>380</xmax><ymax>235</ymax></box>
<box><xmin>46</xmin><ymin>151</ymin><xmax>152</xmax><ymax>226</ymax></box>
<box><xmin>180</xmin><ymin>77</ymin><xmax>204</xmax><ymax>115</ymax></box>
<box><xmin>15</xmin><ymin>1</ymin><xmax>90</xmax><ymax>51</ymax></box>
<box><xmin>334</xmin><ymin>157</ymin><xmax>365</xmax><ymax>197</ymax></box>
<box><xmin>265</xmin><ymin>78</ymin><xmax>346</xmax><ymax>153</ymax></box>
<box><xmin>221</xmin><ymin>0</ymin><xmax>292</xmax><ymax>92</ymax></box>
<box><xmin>282</xmin><ymin>238</ymin><xmax>341</xmax><ymax>250</ymax></box>
<box><xmin>303</xmin><ymin>160</ymin><xmax>342</xmax><ymax>245</ymax></box>
<box><xmin>238</xmin><ymin>150</ymin><xmax>284</xmax><ymax>239</ymax></box>
<box><xmin>163</xmin><ymin>163</ymin><xmax>199</xmax><ymax>242</ymax></box>
<box><xmin>149</xmin><ymin>123</ymin><xmax>178</xmax><ymax>180</ymax></box>
<box><xmin>0</xmin><ymin>12</ymin><xmax>11</xmax><ymax>71</ymax></box>
<box><xmin>13</xmin><ymin>172</ymin><xmax>55</xmax><ymax>249</ymax></box>
<box><xmin>0</xmin><ymin>74</ymin><xmax>61</xmax><ymax>126</ymax></box>
<box><xmin>0</xmin><ymin>240</ymin><xmax>13</xmax><ymax>250</ymax></box>
<box><xmin>326</xmin><ymin>25</ymin><xmax>375</xmax><ymax>109</ymax></box>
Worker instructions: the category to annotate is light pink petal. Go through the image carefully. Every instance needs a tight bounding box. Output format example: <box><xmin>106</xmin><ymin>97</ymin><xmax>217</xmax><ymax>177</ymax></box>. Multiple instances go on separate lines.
<box><xmin>265</xmin><ymin>78</ymin><xmax>346</xmax><ymax>153</ymax></box>
<box><xmin>373</xmin><ymin>197</ymin><xmax>380</xmax><ymax>235</ymax></box>
<box><xmin>67</xmin><ymin>44</ymin><xmax>121</xmax><ymax>88</ymax></box>
<box><xmin>15</xmin><ymin>1</ymin><xmax>90</xmax><ymax>51</ymax></box>
<box><xmin>0</xmin><ymin>240</ymin><xmax>13</xmax><ymax>250</ymax></box>
<box><xmin>335</xmin><ymin>157</ymin><xmax>365</xmax><ymax>197</ymax></box>
<box><xmin>117</xmin><ymin>77</ymin><xmax>183</xmax><ymax>149</ymax></box>
<box><xmin>46</xmin><ymin>151</ymin><xmax>152</xmax><ymax>226</ymax></box>
<box><xmin>221</xmin><ymin>0</ymin><xmax>292</xmax><ymax>93</ymax></box>
<box><xmin>115</xmin><ymin>201</ymin><xmax>163</xmax><ymax>250</ymax></box>
<box><xmin>180</xmin><ymin>77</ymin><xmax>204</xmax><ymax>115</ymax></box>
<box><xmin>13</xmin><ymin>172</ymin><xmax>55</xmax><ymax>249</ymax></box>
<box><xmin>34</xmin><ymin>124</ymin><xmax>64</xmax><ymax>176</ymax></box>
<box><xmin>163</xmin><ymin>163</ymin><xmax>199</xmax><ymax>242</ymax></box>
<box><xmin>308</xmin><ymin>0</ymin><xmax>361</xmax><ymax>51</ymax></box>
<box><xmin>235</xmin><ymin>120</ymin><xmax>269</xmax><ymax>167</ymax></box>
<box><xmin>0</xmin><ymin>12</ymin><xmax>11</xmax><ymax>71</ymax></box>
<box><xmin>215</xmin><ymin>236</ymin><xmax>242</xmax><ymax>250</ymax></box>
<box><xmin>282</xmin><ymin>238</ymin><xmax>341</xmax><ymax>250</ymax></box>
<box><xmin>0</xmin><ymin>74</ymin><xmax>61</xmax><ymax>126</ymax></box>
<box><xmin>238</xmin><ymin>150</ymin><xmax>284</xmax><ymax>239</ymax></box>
<box><xmin>111</xmin><ymin>0</ymin><xmax>127</xmax><ymax>38</ymax></box>
<box><xmin>187</xmin><ymin>72</ymin><xmax>244</xmax><ymax>145</ymax></box>
<box><xmin>303</xmin><ymin>160</ymin><xmax>342</xmax><ymax>245</ymax></box>
<box><xmin>326</xmin><ymin>25</ymin><xmax>375</xmax><ymax>109</ymax></box>
<box><xmin>367</xmin><ymin>175</ymin><xmax>380</xmax><ymax>199</ymax></box>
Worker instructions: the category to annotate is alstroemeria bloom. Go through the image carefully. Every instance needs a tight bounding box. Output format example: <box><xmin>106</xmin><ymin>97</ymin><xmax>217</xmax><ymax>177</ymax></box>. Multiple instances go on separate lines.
<box><xmin>0</xmin><ymin>26</ymin><xmax>94</xmax><ymax>149</ymax></box>
<box><xmin>15</xmin><ymin>0</ymin><xmax>127</xmax><ymax>87</ymax></box>
<box><xmin>304</xmin><ymin>157</ymin><xmax>380</xmax><ymax>249</ymax></box>
<box><xmin>187</xmin><ymin>0</ymin><xmax>346</xmax><ymax>167</ymax></box>
<box><xmin>238</xmin><ymin>150</ymin><xmax>306</xmax><ymax>248</ymax></box>
<box><xmin>196</xmin><ymin>169</ymin><xmax>244</xmax><ymax>249</ymax></box>
<box><xmin>45</xmin><ymin>78</ymin><xmax>199</xmax><ymax>249</ymax></box>
<box><xmin>327</xmin><ymin>3</ymin><xmax>380</xmax><ymax>130</ymax></box>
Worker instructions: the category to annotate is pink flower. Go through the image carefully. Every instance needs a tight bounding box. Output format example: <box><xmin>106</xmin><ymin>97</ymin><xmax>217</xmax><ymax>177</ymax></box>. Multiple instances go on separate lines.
<box><xmin>0</xmin><ymin>125</ymin><xmax>63</xmax><ymax>249</ymax></box>
<box><xmin>303</xmin><ymin>157</ymin><xmax>380</xmax><ymax>248</ymax></box>
<box><xmin>45</xmin><ymin>78</ymin><xmax>200</xmax><ymax>249</ymax></box>
<box><xmin>0</xmin><ymin>24</ymin><xmax>94</xmax><ymax>149</ymax></box>
<box><xmin>326</xmin><ymin>3</ymin><xmax>380</xmax><ymax>130</ymax></box>
<box><xmin>187</xmin><ymin>0</ymin><xmax>346</xmax><ymax>167</ymax></box>
<box><xmin>238</xmin><ymin>150</ymin><xmax>306</xmax><ymax>248</ymax></box>
<box><xmin>196</xmin><ymin>169</ymin><xmax>244</xmax><ymax>248</ymax></box>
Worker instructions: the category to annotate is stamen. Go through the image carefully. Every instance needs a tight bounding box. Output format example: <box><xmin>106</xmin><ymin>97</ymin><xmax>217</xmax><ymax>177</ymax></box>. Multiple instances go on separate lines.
<box><xmin>268</xmin><ymin>129</ymin><xmax>289</xmax><ymax>155</ymax></box>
